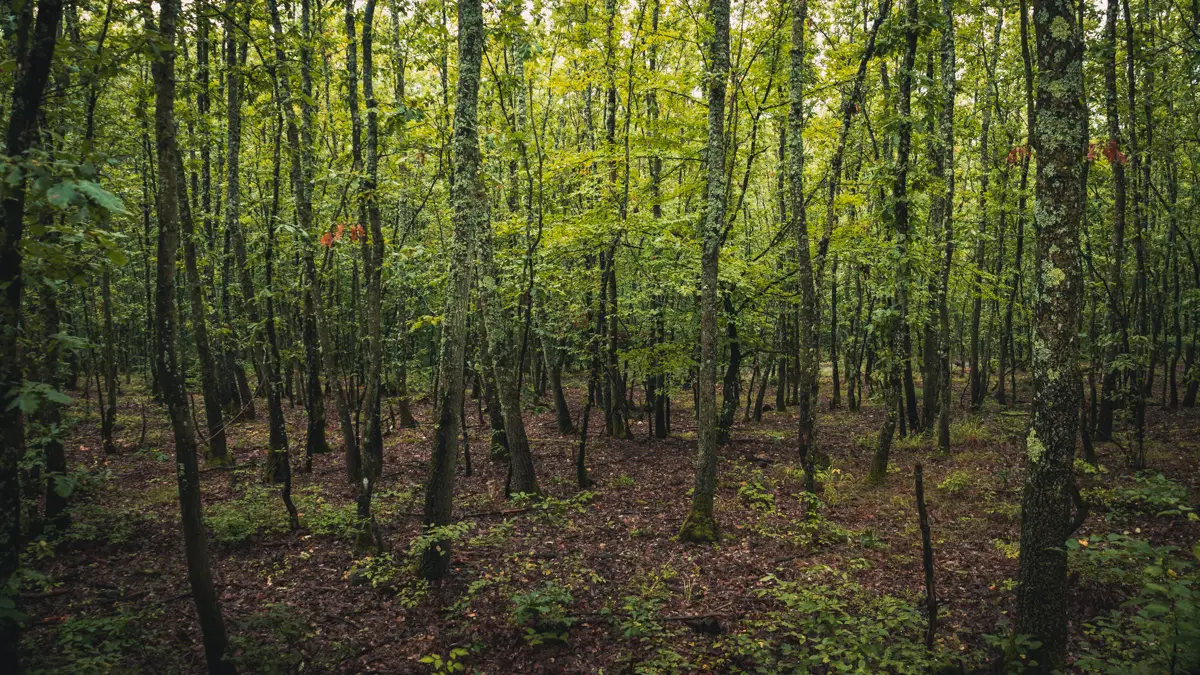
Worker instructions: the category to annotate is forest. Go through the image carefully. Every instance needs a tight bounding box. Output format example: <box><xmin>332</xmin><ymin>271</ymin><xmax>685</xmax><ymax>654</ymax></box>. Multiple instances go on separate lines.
<box><xmin>0</xmin><ymin>0</ymin><xmax>1198</xmax><ymax>671</ymax></box>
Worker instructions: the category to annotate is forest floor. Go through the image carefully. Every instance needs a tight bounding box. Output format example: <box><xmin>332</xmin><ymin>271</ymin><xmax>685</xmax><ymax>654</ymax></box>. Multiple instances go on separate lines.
<box><xmin>19</xmin><ymin>371</ymin><xmax>1200</xmax><ymax>674</ymax></box>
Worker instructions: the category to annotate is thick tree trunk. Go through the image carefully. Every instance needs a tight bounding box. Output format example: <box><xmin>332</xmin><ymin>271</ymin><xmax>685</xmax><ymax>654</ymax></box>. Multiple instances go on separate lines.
<box><xmin>678</xmin><ymin>0</ymin><xmax>730</xmax><ymax>544</ymax></box>
<box><xmin>421</xmin><ymin>0</ymin><xmax>484</xmax><ymax>579</ymax></box>
<box><xmin>0</xmin><ymin>1</ymin><xmax>63</xmax><ymax>668</ymax></box>
<box><xmin>1014</xmin><ymin>0</ymin><xmax>1086</xmax><ymax>668</ymax></box>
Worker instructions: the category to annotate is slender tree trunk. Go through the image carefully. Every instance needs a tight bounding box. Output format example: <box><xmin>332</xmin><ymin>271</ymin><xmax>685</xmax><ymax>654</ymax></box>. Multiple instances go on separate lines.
<box><xmin>678</xmin><ymin>0</ymin><xmax>730</xmax><ymax>543</ymax></box>
<box><xmin>1014</xmin><ymin>0</ymin><xmax>1085</xmax><ymax>667</ymax></box>
<box><xmin>150</xmin><ymin>1</ymin><xmax>236</xmax><ymax>670</ymax></box>
<box><xmin>935</xmin><ymin>0</ymin><xmax>957</xmax><ymax>452</ymax></box>
<box><xmin>870</xmin><ymin>0</ymin><xmax>916</xmax><ymax>484</ymax></box>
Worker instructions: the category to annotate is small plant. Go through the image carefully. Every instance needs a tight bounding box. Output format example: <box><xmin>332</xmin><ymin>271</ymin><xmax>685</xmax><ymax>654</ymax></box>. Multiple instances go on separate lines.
<box><xmin>712</xmin><ymin>570</ymin><xmax>942</xmax><ymax>673</ymax></box>
<box><xmin>614</xmin><ymin>474</ymin><xmax>636</xmax><ymax>488</ymax></box>
<box><xmin>511</xmin><ymin>582</ymin><xmax>576</xmax><ymax>646</ymax></box>
<box><xmin>346</xmin><ymin>553</ymin><xmax>403</xmax><ymax>589</ymax></box>
<box><xmin>992</xmin><ymin>538</ymin><xmax>1020</xmax><ymax>559</ymax></box>
<box><xmin>937</xmin><ymin>469</ymin><xmax>974</xmax><ymax>495</ymax></box>
<box><xmin>949</xmin><ymin>417</ymin><xmax>990</xmax><ymax>446</ymax></box>
<box><xmin>737</xmin><ymin>470</ymin><xmax>775</xmax><ymax>511</ymax></box>
<box><xmin>467</xmin><ymin>519</ymin><xmax>515</xmax><ymax>547</ymax></box>
<box><xmin>228</xmin><ymin>603</ymin><xmax>307</xmax><ymax>674</ymax></box>
<box><xmin>49</xmin><ymin>606</ymin><xmax>167</xmax><ymax>674</ymax></box>
<box><xmin>205</xmin><ymin>486</ymin><xmax>288</xmax><ymax>545</ymax></box>
<box><xmin>515</xmin><ymin>491</ymin><xmax>595</xmax><ymax>526</ymax></box>
<box><xmin>419</xmin><ymin>647</ymin><xmax>471</xmax><ymax>674</ymax></box>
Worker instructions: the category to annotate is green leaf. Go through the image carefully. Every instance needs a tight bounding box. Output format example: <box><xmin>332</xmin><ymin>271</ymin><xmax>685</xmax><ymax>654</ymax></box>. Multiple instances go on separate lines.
<box><xmin>46</xmin><ymin>181</ymin><xmax>77</xmax><ymax>208</ymax></box>
<box><xmin>76</xmin><ymin>180</ymin><xmax>129</xmax><ymax>215</ymax></box>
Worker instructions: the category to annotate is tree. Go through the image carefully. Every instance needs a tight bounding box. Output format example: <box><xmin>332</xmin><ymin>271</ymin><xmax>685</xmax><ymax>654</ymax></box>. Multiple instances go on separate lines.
<box><xmin>1014</xmin><ymin>0</ymin><xmax>1086</xmax><ymax>666</ymax></box>
<box><xmin>0</xmin><ymin>0</ymin><xmax>64</xmax><ymax>668</ymax></box>
<box><xmin>421</xmin><ymin>0</ymin><xmax>486</xmax><ymax>580</ymax></box>
<box><xmin>678</xmin><ymin>0</ymin><xmax>730</xmax><ymax>544</ymax></box>
<box><xmin>149</xmin><ymin>0</ymin><xmax>235</xmax><ymax>670</ymax></box>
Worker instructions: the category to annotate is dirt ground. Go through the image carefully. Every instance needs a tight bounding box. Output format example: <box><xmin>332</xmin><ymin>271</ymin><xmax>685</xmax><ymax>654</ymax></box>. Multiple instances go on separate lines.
<box><xmin>19</xmin><ymin>373</ymin><xmax>1200</xmax><ymax>673</ymax></box>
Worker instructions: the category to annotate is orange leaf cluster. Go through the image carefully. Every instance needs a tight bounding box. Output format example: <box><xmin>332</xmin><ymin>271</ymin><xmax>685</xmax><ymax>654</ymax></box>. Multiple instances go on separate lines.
<box><xmin>319</xmin><ymin>223</ymin><xmax>367</xmax><ymax>248</ymax></box>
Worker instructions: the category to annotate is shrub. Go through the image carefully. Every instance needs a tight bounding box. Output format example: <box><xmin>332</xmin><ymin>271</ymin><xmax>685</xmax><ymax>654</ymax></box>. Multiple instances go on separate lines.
<box><xmin>937</xmin><ymin>470</ymin><xmax>974</xmax><ymax>495</ymax></box>
<box><xmin>712</xmin><ymin>570</ymin><xmax>941</xmax><ymax>673</ymax></box>
<box><xmin>1084</xmin><ymin>472</ymin><xmax>1194</xmax><ymax>519</ymax></box>
<box><xmin>1069</xmin><ymin>534</ymin><xmax>1200</xmax><ymax>673</ymax></box>
<box><xmin>737</xmin><ymin>470</ymin><xmax>776</xmax><ymax>512</ymax></box>
<box><xmin>511</xmin><ymin>582</ymin><xmax>576</xmax><ymax>646</ymax></box>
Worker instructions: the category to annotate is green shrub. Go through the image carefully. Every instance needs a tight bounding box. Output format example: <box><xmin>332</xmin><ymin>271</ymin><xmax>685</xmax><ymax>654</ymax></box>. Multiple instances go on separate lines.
<box><xmin>39</xmin><ymin>606</ymin><xmax>165</xmax><ymax>674</ymax></box>
<box><xmin>949</xmin><ymin>417</ymin><xmax>990</xmax><ymax>446</ymax></box>
<box><xmin>712</xmin><ymin>570</ymin><xmax>941</xmax><ymax>673</ymax></box>
<box><xmin>204</xmin><ymin>486</ymin><xmax>288</xmax><ymax>545</ymax></box>
<box><xmin>511</xmin><ymin>582</ymin><xmax>576</xmax><ymax>646</ymax></box>
<box><xmin>1069</xmin><ymin>534</ymin><xmax>1200</xmax><ymax>673</ymax></box>
<box><xmin>1084</xmin><ymin>472</ymin><xmax>1194</xmax><ymax>519</ymax></box>
<box><xmin>228</xmin><ymin>603</ymin><xmax>307</xmax><ymax>674</ymax></box>
<box><xmin>937</xmin><ymin>470</ymin><xmax>974</xmax><ymax>496</ymax></box>
<box><xmin>737</xmin><ymin>470</ymin><xmax>776</xmax><ymax>511</ymax></box>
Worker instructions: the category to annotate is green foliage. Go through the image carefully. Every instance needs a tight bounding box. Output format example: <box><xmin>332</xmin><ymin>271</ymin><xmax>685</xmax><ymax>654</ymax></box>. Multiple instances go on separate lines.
<box><xmin>228</xmin><ymin>604</ymin><xmax>308</xmax><ymax>674</ymax></box>
<box><xmin>62</xmin><ymin>503</ymin><xmax>143</xmax><ymax>547</ymax></box>
<box><xmin>737</xmin><ymin>470</ymin><xmax>776</xmax><ymax>511</ymax></box>
<box><xmin>515</xmin><ymin>491</ymin><xmax>596</xmax><ymax>526</ymax></box>
<box><xmin>949</xmin><ymin>417</ymin><xmax>990</xmax><ymax>446</ymax></box>
<box><xmin>419</xmin><ymin>647</ymin><xmax>471</xmax><ymax>674</ymax></box>
<box><xmin>1084</xmin><ymin>472</ymin><xmax>1195</xmax><ymax>519</ymax></box>
<box><xmin>936</xmin><ymin>469</ymin><xmax>974</xmax><ymax>495</ymax></box>
<box><xmin>32</xmin><ymin>607</ymin><xmax>166</xmax><ymax>674</ymax></box>
<box><xmin>712</xmin><ymin>570</ymin><xmax>941</xmax><ymax>673</ymax></box>
<box><xmin>1068</xmin><ymin>534</ymin><xmax>1200</xmax><ymax>673</ymax></box>
<box><xmin>204</xmin><ymin>486</ymin><xmax>289</xmax><ymax>545</ymax></box>
<box><xmin>408</xmin><ymin>521</ymin><xmax>476</xmax><ymax>559</ymax></box>
<box><xmin>511</xmin><ymin>582</ymin><xmax>576</xmax><ymax>647</ymax></box>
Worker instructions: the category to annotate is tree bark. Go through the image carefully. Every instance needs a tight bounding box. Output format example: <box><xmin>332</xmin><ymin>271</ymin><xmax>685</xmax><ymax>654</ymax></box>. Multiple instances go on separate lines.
<box><xmin>0</xmin><ymin>1</ymin><xmax>63</xmax><ymax>668</ymax></box>
<box><xmin>1014</xmin><ymin>0</ymin><xmax>1086</xmax><ymax>667</ymax></box>
<box><xmin>150</xmin><ymin>0</ymin><xmax>236</xmax><ymax>670</ymax></box>
<box><xmin>678</xmin><ymin>0</ymin><xmax>730</xmax><ymax>544</ymax></box>
<box><xmin>421</xmin><ymin>0</ymin><xmax>484</xmax><ymax>579</ymax></box>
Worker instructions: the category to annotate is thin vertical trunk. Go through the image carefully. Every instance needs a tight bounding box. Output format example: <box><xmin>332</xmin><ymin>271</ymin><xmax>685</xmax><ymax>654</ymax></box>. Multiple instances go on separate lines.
<box><xmin>935</xmin><ymin>0</ymin><xmax>958</xmax><ymax>453</ymax></box>
<box><xmin>150</xmin><ymin>0</ymin><xmax>236</xmax><ymax>670</ymax></box>
<box><xmin>678</xmin><ymin>0</ymin><xmax>730</xmax><ymax>543</ymax></box>
<box><xmin>870</xmin><ymin>0</ymin><xmax>917</xmax><ymax>484</ymax></box>
<box><xmin>177</xmin><ymin>146</ymin><xmax>230</xmax><ymax>466</ymax></box>
<box><xmin>788</xmin><ymin>0</ymin><xmax>818</xmax><ymax>495</ymax></box>
<box><xmin>1096</xmin><ymin>0</ymin><xmax>1127</xmax><ymax>441</ymax></box>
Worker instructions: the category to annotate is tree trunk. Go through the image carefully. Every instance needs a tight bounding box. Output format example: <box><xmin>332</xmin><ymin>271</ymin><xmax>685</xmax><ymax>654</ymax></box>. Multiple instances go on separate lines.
<box><xmin>1014</xmin><ymin>0</ymin><xmax>1085</xmax><ymax>668</ymax></box>
<box><xmin>150</xmin><ymin>1</ymin><xmax>236</xmax><ymax>670</ymax></box>
<box><xmin>0</xmin><ymin>1</ymin><xmax>63</xmax><ymax>667</ymax></box>
<box><xmin>1097</xmin><ymin>0</ymin><xmax>1127</xmax><ymax>441</ymax></box>
<box><xmin>678</xmin><ymin>0</ymin><xmax>730</xmax><ymax>544</ymax></box>
<box><xmin>421</xmin><ymin>0</ymin><xmax>484</xmax><ymax>579</ymax></box>
<box><xmin>870</xmin><ymin>0</ymin><xmax>916</xmax><ymax>485</ymax></box>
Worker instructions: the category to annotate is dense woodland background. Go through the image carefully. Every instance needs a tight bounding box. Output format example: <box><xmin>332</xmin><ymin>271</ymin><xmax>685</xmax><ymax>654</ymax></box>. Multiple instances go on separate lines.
<box><xmin>0</xmin><ymin>0</ymin><xmax>1198</xmax><ymax>671</ymax></box>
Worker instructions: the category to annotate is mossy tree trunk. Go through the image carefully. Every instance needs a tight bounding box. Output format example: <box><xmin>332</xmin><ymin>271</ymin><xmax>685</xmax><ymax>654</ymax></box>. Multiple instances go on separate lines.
<box><xmin>679</xmin><ymin>0</ymin><xmax>729</xmax><ymax>544</ymax></box>
<box><xmin>421</xmin><ymin>0</ymin><xmax>485</xmax><ymax>579</ymax></box>
<box><xmin>1014</xmin><ymin>0</ymin><xmax>1086</xmax><ymax>667</ymax></box>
